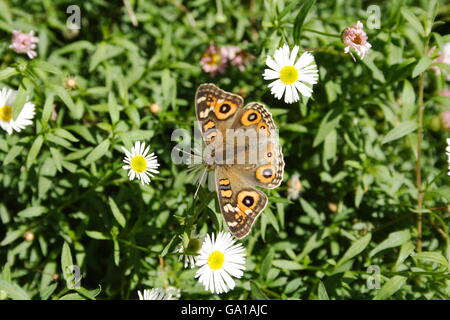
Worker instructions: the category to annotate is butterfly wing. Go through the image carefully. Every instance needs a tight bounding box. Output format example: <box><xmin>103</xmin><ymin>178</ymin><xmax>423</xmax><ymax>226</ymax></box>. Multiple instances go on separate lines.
<box><xmin>195</xmin><ymin>83</ymin><xmax>243</xmax><ymax>145</ymax></box>
<box><xmin>215</xmin><ymin>166</ymin><xmax>268</xmax><ymax>239</ymax></box>
<box><xmin>195</xmin><ymin>84</ymin><xmax>284</xmax><ymax>239</ymax></box>
<box><xmin>229</xmin><ymin>102</ymin><xmax>285</xmax><ymax>189</ymax></box>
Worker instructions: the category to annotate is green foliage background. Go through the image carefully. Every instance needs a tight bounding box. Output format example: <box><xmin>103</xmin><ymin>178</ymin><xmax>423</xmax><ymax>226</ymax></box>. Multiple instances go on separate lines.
<box><xmin>0</xmin><ymin>0</ymin><xmax>450</xmax><ymax>300</ymax></box>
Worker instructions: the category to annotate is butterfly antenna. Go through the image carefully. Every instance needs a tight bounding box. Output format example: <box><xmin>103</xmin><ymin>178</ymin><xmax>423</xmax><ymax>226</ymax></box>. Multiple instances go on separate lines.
<box><xmin>194</xmin><ymin>167</ymin><xmax>208</xmax><ymax>199</ymax></box>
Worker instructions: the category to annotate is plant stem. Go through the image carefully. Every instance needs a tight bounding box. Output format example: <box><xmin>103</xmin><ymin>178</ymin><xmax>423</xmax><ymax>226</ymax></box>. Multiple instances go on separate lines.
<box><xmin>303</xmin><ymin>28</ymin><xmax>341</xmax><ymax>38</ymax></box>
<box><xmin>416</xmin><ymin>71</ymin><xmax>425</xmax><ymax>252</ymax></box>
<box><xmin>416</xmin><ymin>37</ymin><xmax>430</xmax><ymax>252</ymax></box>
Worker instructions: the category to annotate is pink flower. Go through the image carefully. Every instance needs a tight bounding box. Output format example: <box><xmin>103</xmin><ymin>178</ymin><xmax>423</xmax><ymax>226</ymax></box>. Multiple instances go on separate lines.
<box><xmin>222</xmin><ymin>45</ymin><xmax>255</xmax><ymax>71</ymax></box>
<box><xmin>441</xmin><ymin>110</ymin><xmax>450</xmax><ymax>131</ymax></box>
<box><xmin>200</xmin><ymin>44</ymin><xmax>227</xmax><ymax>76</ymax></box>
<box><xmin>442</xmin><ymin>89</ymin><xmax>450</xmax><ymax>97</ymax></box>
<box><xmin>431</xmin><ymin>43</ymin><xmax>450</xmax><ymax>81</ymax></box>
<box><xmin>342</xmin><ymin>21</ymin><xmax>371</xmax><ymax>61</ymax></box>
<box><xmin>9</xmin><ymin>30</ymin><xmax>39</xmax><ymax>59</ymax></box>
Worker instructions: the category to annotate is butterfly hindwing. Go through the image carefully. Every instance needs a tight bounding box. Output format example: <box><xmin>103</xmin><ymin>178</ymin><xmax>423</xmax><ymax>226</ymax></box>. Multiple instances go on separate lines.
<box><xmin>215</xmin><ymin>167</ymin><xmax>268</xmax><ymax>239</ymax></box>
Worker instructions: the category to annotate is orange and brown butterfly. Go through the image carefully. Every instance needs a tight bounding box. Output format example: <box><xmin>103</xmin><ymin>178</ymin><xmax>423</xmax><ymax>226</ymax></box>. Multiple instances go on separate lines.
<box><xmin>194</xmin><ymin>83</ymin><xmax>285</xmax><ymax>239</ymax></box>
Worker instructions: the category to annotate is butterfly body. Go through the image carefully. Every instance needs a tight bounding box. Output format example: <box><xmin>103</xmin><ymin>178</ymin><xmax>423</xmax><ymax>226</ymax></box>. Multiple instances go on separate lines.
<box><xmin>195</xmin><ymin>84</ymin><xmax>284</xmax><ymax>239</ymax></box>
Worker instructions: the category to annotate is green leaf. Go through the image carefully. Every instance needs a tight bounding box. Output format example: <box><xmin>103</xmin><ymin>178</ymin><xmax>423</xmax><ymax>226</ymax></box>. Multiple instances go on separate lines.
<box><xmin>300</xmin><ymin>198</ymin><xmax>321</xmax><ymax>225</ymax></box>
<box><xmin>85</xmin><ymin>139</ymin><xmax>110</xmax><ymax>164</ymax></box>
<box><xmin>26</xmin><ymin>135</ymin><xmax>44</xmax><ymax>169</ymax></box>
<box><xmin>250</xmin><ymin>281</ymin><xmax>269</xmax><ymax>300</ymax></box>
<box><xmin>108</xmin><ymin>92</ymin><xmax>120</xmax><ymax>124</ymax></box>
<box><xmin>313</xmin><ymin>110</ymin><xmax>341</xmax><ymax>147</ymax></box>
<box><xmin>369</xmin><ymin>230</ymin><xmax>411</xmax><ymax>257</ymax></box>
<box><xmin>362</xmin><ymin>56</ymin><xmax>386</xmax><ymax>82</ymax></box>
<box><xmin>393</xmin><ymin>241</ymin><xmax>416</xmax><ymax>271</ymax></box>
<box><xmin>75</xmin><ymin>287</ymin><xmax>97</xmax><ymax>300</ymax></box>
<box><xmin>373</xmin><ymin>276</ymin><xmax>407</xmax><ymax>300</ymax></box>
<box><xmin>285</xmin><ymin>278</ymin><xmax>302</xmax><ymax>294</ymax></box>
<box><xmin>89</xmin><ymin>43</ymin><xmax>124</xmax><ymax>72</ymax></box>
<box><xmin>86</xmin><ymin>230</ymin><xmax>110</xmax><ymax>240</ymax></box>
<box><xmin>33</xmin><ymin>60</ymin><xmax>62</xmax><ymax>75</ymax></box>
<box><xmin>413</xmin><ymin>251</ymin><xmax>449</xmax><ymax>268</ymax></box>
<box><xmin>401</xmin><ymin>7</ymin><xmax>425</xmax><ymax>36</ymax></box>
<box><xmin>17</xmin><ymin>206</ymin><xmax>47</xmax><ymax>218</ymax></box>
<box><xmin>89</xmin><ymin>43</ymin><xmax>109</xmax><ymax>72</ymax></box>
<box><xmin>261</xmin><ymin>248</ymin><xmax>275</xmax><ymax>280</ymax></box>
<box><xmin>434</xmin><ymin>62</ymin><xmax>450</xmax><ymax>73</ymax></box>
<box><xmin>59</xmin><ymin>293</ymin><xmax>85</xmax><ymax>300</ymax></box>
<box><xmin>45</xmin><ymin>133</ymin><xmax>72</xmax><ymax>148</ymax></box>
<box><xmin>40</xmin><ymin>283</ymin><xmax>57</xmax><ymax>300</ymax></box>
<box><xmin>108</xmin><ymin>197</ymin><xmax>126</xmax><ymax>228</ymax></box>
<box><xmin>160</xmin><ymin>235</ymin><xmax>177</xmax><ymax>257</ymax></box>
<box><xmin>400</xmin><ymin>80</ymin><xmax>416</xmax><ymax>120</ymax></box>
<box><xmin>4</xmin><ymin>145</ymin><xmax>24</xmax><ymax>165</ymax></box>
<box><xmin>113</xmin><ymin>239</ymin><xmax>120</xmax><ymax>266</ymax></box>
<box><xmin>272</xmin><ymin>259</ymin><xmax>303</xmax><ymax>270</ymax></box>
<box><xmin>53</xmin><ymin>85</ymin><xmax>76</xmax><ymax>114</ymax></box>
<box><xmin>293</xmin><ymin>0</ymin><xmax>316</xmax><ymax>41</ymax></box>
<box><xmin>0</xmin><ymin>280</ymin><xmax>31</xmax><ymax>300</ymax></box>
<box><xmin>61</xmin><ymin>242</ymin><xmax>74</xmax><ymax>286</ymax></box>
<box><xmin>381</xmin><ymin>120</ymin><xmax>417</xmax><ymax>144</ymax></box>
<box><xmin>41</xmin><ymin>93</ymin><xmax>55</xmax><ymax>124</ymax></box>
<box><xmin>53</xmin><ymin>128</ymin><xmax>79</xmax><ymax>142</ymax></box>
<box><xmin>337</xmin><ymin>233</ymin><xmax>372</xmax><ymax>266</ymax></box>
<box><xmin>0</xmin><ymin>67</ymin><xmax>18</xmax><ymax>81</ymax></box>
<box><xmin>412</xmin><ymin>56</ymin><xmax>432</xmax><ymax>78</ymax></box>
<box><xmin>317</xmin><ymin>281</ymin><xmax>329</xmax><ymax>300</ymax></box>
<box><xmin>39</xmin><ymin>262</ymin><xmax>56</xmax><ymax>298</ymax></box>
<box><xmin>0</xmin><ymin>228</ymin><xmax>26</xmax><ymax>246</ymax></box>
<box><xmin>161</xmin><ymin>69</ymin><xmax>172</xmax><ymax>107</ymax></box>
<box><xmin>282</xmin><ymin>123</ymin><xmax>307</xmax><ymax>133</ymax></box>
<box><xmin>49</xmin><ymin>147</ymin><xmax>63</xmax><ymax>172</ymax></box>
<box><xmin>0</xmin><ymin>1</ymin><xmax>12</xmax><ymax>23</ymax></box>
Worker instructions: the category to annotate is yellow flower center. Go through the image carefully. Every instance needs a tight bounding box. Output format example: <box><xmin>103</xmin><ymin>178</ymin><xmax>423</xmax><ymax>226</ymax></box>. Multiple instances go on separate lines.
<box><xmin>205</xmin><ymin>52</ymin><xmax>221</xmax><ymax>66</ymax></box>
<box><xmin>279</xmin><ymin>66</ymin><xmax>299</xmax><ymax>85</ymax></box>
<box><xmin>131</xmin><ymin>155</ymin><xmax>147</xmax><ymax>173</ymax></box>
<box><xmin>207</xmin><ymin>250</ymin><xmax>225</xmax><ymax>270</ymax></box>
<box><xmin>0</xmin><ymin>105</ymin><xmax>13</xmax><ymax>121</ymax></box>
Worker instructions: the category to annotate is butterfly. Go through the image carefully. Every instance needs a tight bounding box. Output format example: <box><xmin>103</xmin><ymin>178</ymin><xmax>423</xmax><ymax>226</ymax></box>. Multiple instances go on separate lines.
<box><xmin>195</xmin><ymin>83</ymin><xmax>285</xmax><ymax>239</ymax></box>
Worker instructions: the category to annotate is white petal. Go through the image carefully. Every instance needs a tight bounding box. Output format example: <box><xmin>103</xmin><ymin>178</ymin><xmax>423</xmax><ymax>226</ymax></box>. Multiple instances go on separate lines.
<box><xmin>263</xmin><ymin>68</ymin><xmax>280</xmax><ymax>80</ymax></box>
<box><xmin>285</xmin><ymin>85</ymin><xmax>293</xmax><ymax>103</ymax></box>
<box><xmin>294</xmin><ymin>81</ymin><xmax>312</xmax><ymax>97</ymax></box>
<box><xmin>295</xmin><ymin>51</ymin><xmax>315</xmax><ymax>70</ymax></box>
<box><xmin>289</xmin><ymin>45</ymin><xmax>299</xmax><ymax>65</ymax></box>
<box><xmin>291</xmin><ymin>84</ymin><xmax>300</xmax><ymax>102</ymax></box>
<box><xmin>265</xmin><ymin>56</ymin><xmax>280</xmax><ymax>72</ymax></box>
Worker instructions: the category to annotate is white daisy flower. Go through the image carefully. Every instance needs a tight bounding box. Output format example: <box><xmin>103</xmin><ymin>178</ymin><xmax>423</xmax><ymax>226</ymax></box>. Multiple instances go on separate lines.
<box><xmin>446</xmin><ymin>138</ymin><xmax>450</xmax><ymax>176</ymax></box>
<box><xmin>176</xmin><ymin>234</ymin><xmax>203</xmax><ymax>269</ymax></box>
<box><xmin>137</xmin><ymin>288</ymin><xmax>177</xmax><ymax>300</ymax></box>
<box><xmin>195</xmin><ymin>231</ymin><xmax>246</xmax><ymax>294</ymax></box>
<box><xmin>121</xmin><ymin>141</ymin><xmax>160</xmax><ymax>185</ymax></box>
<box><xmin>263</xmin><ymin>44</ymin><xmax>319</xmax><ymax>104</ymax></box>
<box><xmin>0</xmin><ymin>88</ymin><xmax>36</xmax><ymax>135</ymax></box>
